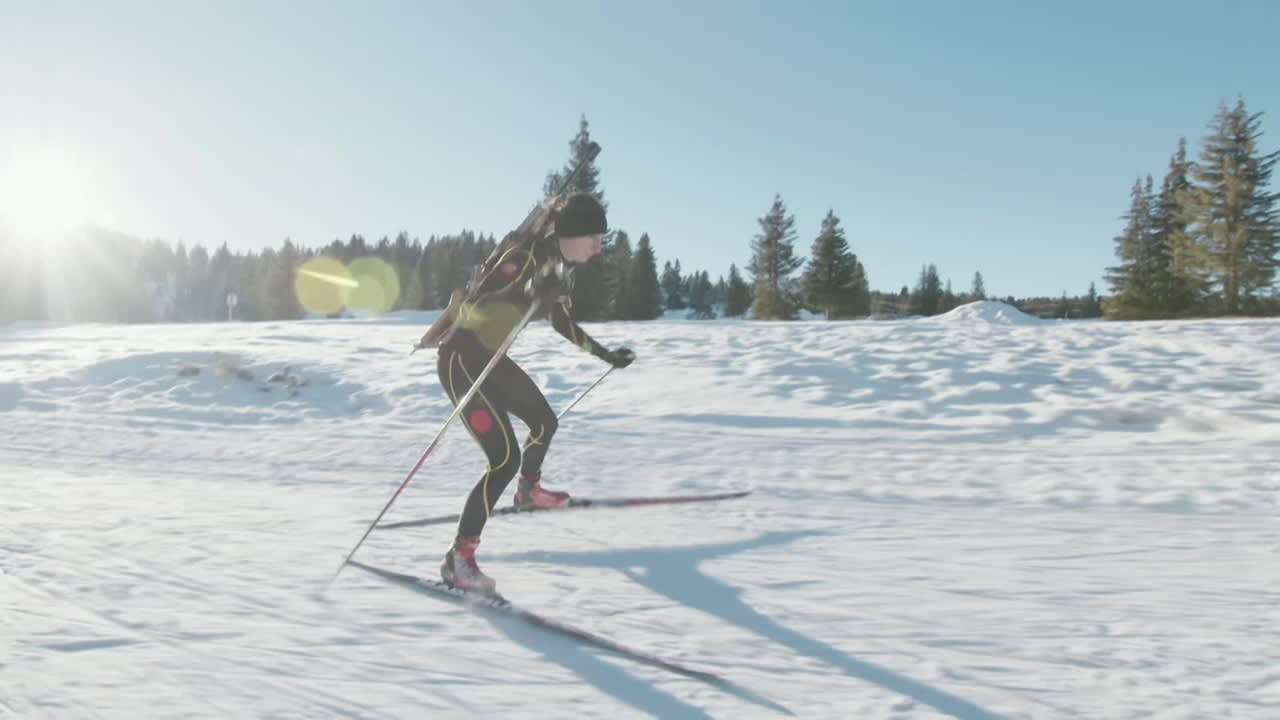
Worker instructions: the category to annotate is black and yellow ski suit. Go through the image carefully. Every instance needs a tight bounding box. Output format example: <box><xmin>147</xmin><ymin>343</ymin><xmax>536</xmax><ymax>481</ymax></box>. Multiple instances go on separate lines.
<box><xmin>436</xmin><ymin>232</ymin><xmax>623</xmax><ymax>539</ymax></box>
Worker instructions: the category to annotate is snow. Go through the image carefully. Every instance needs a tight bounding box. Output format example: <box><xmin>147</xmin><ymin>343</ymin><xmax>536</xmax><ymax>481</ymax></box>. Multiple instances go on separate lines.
<box><xmin>932</xmin><ymin>300</ymin><xmax>1046</xmax><ymax>326</ymax></box>
<box><xmin>2</xmin><ymin>303</ymin><xmax>1278</xmax><ymax>719</ymax></box>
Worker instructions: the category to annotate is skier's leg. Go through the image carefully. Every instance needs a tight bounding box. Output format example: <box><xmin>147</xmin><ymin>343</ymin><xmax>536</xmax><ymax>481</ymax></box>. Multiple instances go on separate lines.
<box><xmin>488</xmin><ymin>357</ymin><xmax>559</xmax><ymax>478</ymax></box>
<box><xmin>486</xmin><ymin>358</ymin><xmax>569</xmax><ymax>509</ymax></box>
<box><xmin>439</xmin><ymin>346</ymin><xmax>522</xmax><ymax>535</ymax></box>
<box><xmin>436</xmin><ymin>343</ymin><xmax>521</xmax><ymax>591</ymax></box>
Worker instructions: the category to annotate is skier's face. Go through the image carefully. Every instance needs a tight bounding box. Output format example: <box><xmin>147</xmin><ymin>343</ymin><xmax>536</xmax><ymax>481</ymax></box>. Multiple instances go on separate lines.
<box><xmin>559</xmin><ymin>233</ymin><xmax>604</xmax><ymax>264</ymax></box>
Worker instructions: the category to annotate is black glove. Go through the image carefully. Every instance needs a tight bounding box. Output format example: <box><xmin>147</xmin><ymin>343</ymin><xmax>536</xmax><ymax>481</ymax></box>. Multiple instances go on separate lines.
<box><xmin>525</xmin><ymin>260</ymin><xmax>572</xmax><ymax>304</ymax></box>
<box><xmin>605</xmin><ymin>347</ymin><xmax>635</xmax><ymax>369</ymax></box>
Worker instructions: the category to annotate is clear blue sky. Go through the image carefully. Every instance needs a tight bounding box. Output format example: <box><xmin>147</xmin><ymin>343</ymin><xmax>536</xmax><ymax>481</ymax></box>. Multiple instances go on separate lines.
<box><xmin>3</xmin><ymin>0</ymin><xmax>1278</xmax><ymax>298</ymax></box>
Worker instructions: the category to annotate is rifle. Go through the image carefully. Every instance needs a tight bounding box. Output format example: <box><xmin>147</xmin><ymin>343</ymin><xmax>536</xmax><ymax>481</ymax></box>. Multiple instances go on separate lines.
<box><xmin>415</xmin><ymin>142</ymin><xmax>601</xmax><ymax>351</ymax></box>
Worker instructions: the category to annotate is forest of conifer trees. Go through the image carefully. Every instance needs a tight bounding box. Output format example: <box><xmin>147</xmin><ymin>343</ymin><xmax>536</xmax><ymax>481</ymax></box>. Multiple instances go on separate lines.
<box><xmin>3</xmin><ymin>103</ymin><xmax>1275</xmax><ymax>326</ymax></box>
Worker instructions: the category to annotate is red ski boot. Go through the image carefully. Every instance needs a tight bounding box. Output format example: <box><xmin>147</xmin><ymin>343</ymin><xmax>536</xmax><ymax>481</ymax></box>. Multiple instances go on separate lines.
<box><xmin>512</xmin><ymin>473</ymin><xmax>570</xmax><ymax>510</ymax></box>
<box><xmin>440</xmin><ymin>536</ymin><xmax>497</xmax><ymax>594</ymax></box>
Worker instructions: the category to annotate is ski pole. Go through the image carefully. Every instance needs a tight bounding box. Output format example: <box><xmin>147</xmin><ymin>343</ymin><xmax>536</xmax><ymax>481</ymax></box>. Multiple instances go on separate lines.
<box><xmin>330</xmin><ymin>300</ymin><xmax>541</xmax><ymax>585</ymax></box>
<box><xmin>557</xmin><ymin>366</ymin><xmax>615</xmax><ymax>421</ymax></box>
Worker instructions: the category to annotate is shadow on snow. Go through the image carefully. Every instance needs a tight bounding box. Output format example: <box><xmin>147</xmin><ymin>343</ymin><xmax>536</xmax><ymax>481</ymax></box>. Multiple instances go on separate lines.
<box><xmin>500</xmin><ymin>530</ymin><xmax>1008</xmax><ymax>720</ymax></box>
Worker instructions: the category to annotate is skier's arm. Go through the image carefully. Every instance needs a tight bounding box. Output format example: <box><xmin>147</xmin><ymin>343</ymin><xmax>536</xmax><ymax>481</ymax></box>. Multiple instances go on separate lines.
<box><xmin>550</xmin><ymin>301</ymin><xmax>633</xmax><ymax>367</ymax></box>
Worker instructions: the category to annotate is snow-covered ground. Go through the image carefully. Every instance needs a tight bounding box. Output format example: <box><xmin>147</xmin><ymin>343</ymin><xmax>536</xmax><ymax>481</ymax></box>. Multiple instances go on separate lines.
<box><xmin>2</xmin><ymin>301</ymin><xmax>1278</xmax><ymax>719</ymax></box>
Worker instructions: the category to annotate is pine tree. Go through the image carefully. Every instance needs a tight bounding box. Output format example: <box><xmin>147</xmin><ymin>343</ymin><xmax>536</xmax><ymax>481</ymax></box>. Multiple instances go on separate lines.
<box><xmin>258</xmin><ymin>239</ymin><xmax>302</xmax><ymax>320</ymax></box>
<box><xmin>256</xmin><ymin>248</ymin><xmax>281</xmax><ymax>320</ymax></box>
<box><xmin>403</xmin><ymin>258</ymin><xmax>426</xmax><ymax>310</ymax></box>
<box><xmin>910</xmin><ymin>264</ymin><xmax>943</xmax><ymax>316</ymax></box>
<box><xmin>228</xmin><ymin>250</ymin><xmax>260</xmax><ymax>321</ymax></box>
<box><xmin>688</xmin><ymin>270</ymin><xmax>716</xmax><ymax>319</ymax></box>
<box><xmin>415</xmin><ymin>237</ymin><xmax>441</xmax><ymax>309</ymax></box>
<box><xmin>748</xmin><ymin>194</ymin><xmax>802</xmax><ymax>320</ymax></box>
<box><xmin>661</xmin><ymin>260</ymin><xmax>685</xmax><ymax>310</ymax></box>
<box><xmin>135</xmin><ymin>238</ymin><xmax>179</xmax><ymax>321</ymax></box>
<box><xmin>1104</xmin><ymin>176</ymin><xmax>1159</xmax><ymax>318</ymax></box>
<box><xmin>1056</xmin><ymin>291</ymin><xmax>1072</xmax><ymax>319</ymax></box>
<box><xmin>208</xmin><ymin>243</ymin><xmax>234</xmax><ymax>320</ymax></box>
<box><xmin>701</xmin><ymin>271</ymin><xmax>716</xmax><ymax>317</ymax></box>
<box><xmin>345</xmin><ymin>234</ymin><xmax>369</xmax><ymax>261</ymax></box>
<box><xmin>850</xmin><ymin>259</ymin><xmax>871</xmax><ymax>316</ymax></box>
<box><xmin>724</xmin><ymin>263</ymin><xmax>751</xmax><ymax>317</ymax></box>
<box><xmin>389</xmin><ymin>231</ymin><xmax>416</xmax><ymax>311</ymax></box>
<box><xmin>402</xmin><ymin>240</ymin><xmax>427</xmax><ymax>310</ymax></box>
<box><xmin>1185</xmin><ymin>99</ymin><xmax>1280</xmax><ymax>314</ymax></box>
<box><xmin>168</xmin><ymin>242</ymin><xmax>190</xmax><ymax>321</ymax></box>
<box><xmin>622</xmin><ymin>233</ymin><xmax>663</xmax><ymax>319</ymax></box>
<box><xmin>544</xmin><ymin>114</ymin><xmax>604</xmax><ymax>199</ymax></box>
<box><xmin>800</xmin><ymin>210</ymin><xmax>860</xmax><ymax>319</ymax></box>
<box><xmin>1157</xmin><ymin>138</ymin><xmax>1208</xmax><ymax>315</ymax></box>
<box><xmin>571</xmin><ymin>251</ymin><xmax>611</xmax><ymax>320</ymax></box>
<box><xmin>941</xmin><ymin>278</ymin><xmax>958</xmax><ymax>313</ymax></box>
<box><xmin>183</xmin><ymin>244</ymin><xmax>211</xmax><ymax>321</ymax></box>
<box><xmin>970</xmin><ymin>271</ymin><xmax>986</xmax><ymax>300</ymax></box>
<box><xmin>422</xmin><ymin>232</ymin><xmax>483</xmax><ymax>310</ymax></box>
<box><xmin>1084</xmin><ymin>281</ymin><xmax>1103</xmax><ymax>317</ymax></box>
<box><xmin>606</xmin><ymin>229</ymin><xmax>633</xmax><ymax>319</ymax></box>
<box><xmin>544</xmin><ymin>115</ymin><xmax>610</xmax><ymax>320</ymax></box>
<box><xmin>686</xmin><ymin>270</ymin><xmax>703</xmax><ymax>317</ymax></box>
<box><xmin>429</xmin><ymin>236</ymin><xmax>456</xmax><ymax>309</ymax></box>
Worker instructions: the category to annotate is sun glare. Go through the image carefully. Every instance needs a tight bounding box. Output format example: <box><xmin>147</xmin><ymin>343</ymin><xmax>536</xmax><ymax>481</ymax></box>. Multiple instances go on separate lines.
<box><xmin>0</xmin><ymin>144</ymin><xmax>101</xmax><ymax>238</ymax></box>
<box><xmin>1</xmin><ymin>144</ymin><xmax>117</xmax><ymax>322</ymax></box>
<box><xmin>294</xmin><ymin>256</ymin><xmax>402</xmax><ymax>316</ymax></box>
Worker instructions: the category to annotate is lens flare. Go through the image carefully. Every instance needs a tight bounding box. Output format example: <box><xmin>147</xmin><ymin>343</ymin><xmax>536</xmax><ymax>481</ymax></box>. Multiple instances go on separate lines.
<box><xmin>295</xmin><ymin>256</ymin><xmax>355</xmax><ymax>314</ymax></box>
<box><xmin>346</xmin><ymin>257</ymin><xmax>401</xmax><ymax>315</ymax></box>
<box><xmin>295</xmin><ymin>256</ymin><xmax>401</xmax><ymax>316</ymax></box>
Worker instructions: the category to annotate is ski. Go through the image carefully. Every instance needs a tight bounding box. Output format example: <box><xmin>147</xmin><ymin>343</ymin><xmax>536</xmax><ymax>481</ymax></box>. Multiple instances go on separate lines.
<box><xmin>378</xmin><ymin>490</ymin><xmax>751</xmax><ymax>531</ymax></box>
<box><xmin>344</xmin><ymin>559</ymin><xmax>729</xmax><ymax>688</ymax></box>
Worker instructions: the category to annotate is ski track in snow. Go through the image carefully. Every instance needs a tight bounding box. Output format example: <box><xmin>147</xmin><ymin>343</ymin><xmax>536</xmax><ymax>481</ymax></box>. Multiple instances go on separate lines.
<box><xmin>2</xmin><ymin>304</ymin><xmax>1279</xmax><ymax>719</ymax></box>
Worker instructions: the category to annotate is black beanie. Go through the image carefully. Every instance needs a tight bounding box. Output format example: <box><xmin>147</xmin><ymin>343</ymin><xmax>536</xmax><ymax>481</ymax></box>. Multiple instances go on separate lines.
<box><xmin>554</xmin><ymin>193</ymin><xmax>608</xmax><ymax>237</ymax></box>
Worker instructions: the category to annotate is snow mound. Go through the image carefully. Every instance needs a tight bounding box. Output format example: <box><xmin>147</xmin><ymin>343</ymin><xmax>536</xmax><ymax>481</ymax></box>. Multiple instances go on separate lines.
<box><xmin>18</xmin><ymin>352</ymin><xmax>389</xmax><ymax>424</ymax></box>
<box><xmin>936</xmin><ymin>300</ymin><xmax>1044</xmax><ymax>326</ymax></box>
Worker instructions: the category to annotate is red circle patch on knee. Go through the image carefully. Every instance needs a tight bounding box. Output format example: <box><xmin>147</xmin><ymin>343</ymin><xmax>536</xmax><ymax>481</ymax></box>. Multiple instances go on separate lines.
<box><xmin>468</xmin><ymin>409</ymin><xmax>494</xmax><ymax>433</ymax></box>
